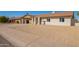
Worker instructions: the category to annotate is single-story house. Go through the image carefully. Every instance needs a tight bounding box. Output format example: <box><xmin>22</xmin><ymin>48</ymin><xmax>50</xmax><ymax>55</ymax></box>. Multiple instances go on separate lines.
<box><xmin>9</xmin><ymin>11</ymin><xmax>75</xmax><ymax>26</ymax></box>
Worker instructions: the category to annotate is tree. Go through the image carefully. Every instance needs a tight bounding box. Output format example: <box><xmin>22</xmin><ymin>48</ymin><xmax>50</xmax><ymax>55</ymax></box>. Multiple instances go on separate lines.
<box><xmin>0</xmin><ymin>16</ymin><xmax>9</xmax><ymax>23</ymax></box>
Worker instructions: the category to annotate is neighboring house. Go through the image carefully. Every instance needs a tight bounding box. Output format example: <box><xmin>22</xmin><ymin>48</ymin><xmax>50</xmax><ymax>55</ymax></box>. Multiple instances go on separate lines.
<box><xmin>9</xmin><ymin>16</ymin><xmax>22</xmax><ymax>23</ymax></box>
<box><xmin>9</xmin><ymin>11</ymin><xmax>75</xmax><ymax>26</ymax></box>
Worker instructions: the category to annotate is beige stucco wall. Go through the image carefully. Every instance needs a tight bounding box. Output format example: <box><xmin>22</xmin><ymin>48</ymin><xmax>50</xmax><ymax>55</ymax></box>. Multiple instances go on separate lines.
<box><xmin>41</xmin><ymin>19</ymin><xmax>47</xmax><ymax>25</ymax></box>
<box><xmin>41</xmin><ymin>18</ymin><xmax>72</xmax><ymax>26</ymax></box>
<box><xmin>28</xmin><ymin>17</ymin><xmax>74</xmax><ymax>26</ymax></box>
<box><xmin>33</xmin><ymin>17</ymin><xmax>36</xmax><ymax>24</ymax></box>
<box><xmin>30</xmin><ymin>19</ymin><xmax>33</xmax><ymax>24</ymax></box>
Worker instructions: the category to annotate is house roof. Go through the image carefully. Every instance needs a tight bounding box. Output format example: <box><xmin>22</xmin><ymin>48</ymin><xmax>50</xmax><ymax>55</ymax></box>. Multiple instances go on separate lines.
<box><xmin>35</xmin><ymin>11</ymin><xmax>73</xmax><ymax>17</ymax></box>
<box><xmin>9</xmin><ymin>12</ymin><xmax>74</xmax><ymax>20</ymax></box>
<box><xmin>21</xmin><ymin>14</ymin><xmax>34</xmax><ymax>19</ymax></box>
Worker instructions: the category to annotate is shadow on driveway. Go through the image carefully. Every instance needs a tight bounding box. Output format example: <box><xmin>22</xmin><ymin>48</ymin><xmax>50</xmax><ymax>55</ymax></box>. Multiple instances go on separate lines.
<box><xmin>0</xmin><ymin>35</ymin><xmax>14</xmax><ymax>47</ymax></box>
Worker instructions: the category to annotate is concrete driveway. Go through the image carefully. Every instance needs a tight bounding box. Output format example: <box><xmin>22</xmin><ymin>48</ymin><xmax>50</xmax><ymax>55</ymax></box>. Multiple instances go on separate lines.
<box><xmin>0</xmin><ymin>24</ymin><xmax>79</xmax><ymax>47</ymax></box>
<box><xmin>0</xmin><ymin>35</ymin><xmax>13</xmax><ymax>47</ymax></box>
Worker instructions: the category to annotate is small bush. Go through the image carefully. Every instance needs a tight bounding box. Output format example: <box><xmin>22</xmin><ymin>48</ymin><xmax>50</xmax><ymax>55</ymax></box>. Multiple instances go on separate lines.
<box><xmin>0</xmin><ymin>16</ymin><xmax>9</xmax><ymax>23</ymax></box>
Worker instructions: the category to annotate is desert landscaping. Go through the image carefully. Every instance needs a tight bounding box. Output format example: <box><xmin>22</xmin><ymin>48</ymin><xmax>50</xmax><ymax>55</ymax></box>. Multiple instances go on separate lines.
<box><xmin>0</xmin><ymin>24</ymin><xmax>79</xmax><ymax>47</ymax></box>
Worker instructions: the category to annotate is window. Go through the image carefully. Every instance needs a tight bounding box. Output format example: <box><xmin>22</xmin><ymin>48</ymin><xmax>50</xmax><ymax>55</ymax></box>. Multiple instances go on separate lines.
<box><xmin>60</xmin><ymin>17</ymin><xmax>64</xmax><ymax>22</ymax></box>
<box><xmin>47</xmin><ymin>18</ymin><xmax>50</xmax><ymax>22</ymax></box>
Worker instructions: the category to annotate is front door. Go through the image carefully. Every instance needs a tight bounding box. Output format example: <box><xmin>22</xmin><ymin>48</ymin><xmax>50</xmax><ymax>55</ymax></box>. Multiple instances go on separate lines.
<box><xmin>26</xmin><ymin>20</ymin><xmax>29</xmax><ymax>24</ymax></box>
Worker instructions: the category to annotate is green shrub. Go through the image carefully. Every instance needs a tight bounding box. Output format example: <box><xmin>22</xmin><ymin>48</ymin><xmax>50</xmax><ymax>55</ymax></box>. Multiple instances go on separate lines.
<box><xmin>0</xmin><ymin>16</ymin><xmax>9</xmax><ymax>23</ymax></box>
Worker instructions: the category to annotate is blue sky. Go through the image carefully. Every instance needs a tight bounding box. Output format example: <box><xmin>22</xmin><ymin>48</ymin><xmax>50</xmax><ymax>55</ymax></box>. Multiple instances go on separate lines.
<box><xmin>0</xmin><ymin>11</ymin><xmax>78</xmax><ymax>20</ymax></box>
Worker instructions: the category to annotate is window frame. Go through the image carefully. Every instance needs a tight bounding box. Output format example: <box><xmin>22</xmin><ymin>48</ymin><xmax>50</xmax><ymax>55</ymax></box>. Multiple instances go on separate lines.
<box><xmin>60</xmin><ymin>17</ymin><xmax>65</xmax><ymax>22</ymax></box>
